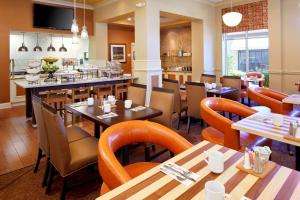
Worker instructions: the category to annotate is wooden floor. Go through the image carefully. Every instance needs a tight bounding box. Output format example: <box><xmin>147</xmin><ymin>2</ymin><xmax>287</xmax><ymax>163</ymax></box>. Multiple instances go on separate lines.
<box><xmin>0</xmin><ymin>106</ymin><xmax>38</xmax><ymax>175</ymax></box>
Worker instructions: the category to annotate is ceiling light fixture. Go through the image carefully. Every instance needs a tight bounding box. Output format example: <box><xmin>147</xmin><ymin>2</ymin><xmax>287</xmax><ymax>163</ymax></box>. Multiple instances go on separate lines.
<box><xmin>47</xmin><ymin>35</ymin><xmax>56</xmax><ymax>52</ymax></box>
<box><xmin>136</xmin><ymin>2</ymin><xmax>146</xmax><ymax>8</ymax></box>
<box><xmin>71</xmin><ymin>0</ymin><xmax>79</xmax><ymax>33</ymax></box>
<box><xmin>127</xmin><ymin>17</ymin><xmax>132</xmax><ymax>21</ymax></box>
<box><xmin>18</xmin><ymin>32</ymin><xmax>28</xmax><ymax>52</ymax></box>
<box><xmin>222</xmin><ymin>0</ymin><xmax>242</xmax><ymax>27</ymax></box>
<box><xmin>33</xmin><ymin>33</ymin><xmax>42</xmax><ymax>52</ymax></box>
<box><xmin>59</xmin><ymin>35</ymin><xmax>67</xmax><ymax>52</ymax></box>
<box><xmin>72</xmin><ymin>33</ymin><xmax>79</xmax><ymax>44</ymax></box>
<box><xmin>81</xmin><ymin>0</ymin><xmax>89</xmax><ymax>39</ymax></box>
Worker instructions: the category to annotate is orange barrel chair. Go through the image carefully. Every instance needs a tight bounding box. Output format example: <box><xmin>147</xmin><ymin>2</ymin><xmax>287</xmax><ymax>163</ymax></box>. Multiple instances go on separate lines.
<box><xmin>200</xmin><ymin>97</ymin><xmax>271</xmax><ymax>151</ymax></box>
<box><xmin>246</xmin><ymin>72</ymin><xmax>265</xmax><ymax>87</ymax></box>
<box><xmin>98</xmin><ymin>120</ymin><xmax>192</xmax><ymax>194</ymax></box>
<box><xmin>248</xmin><ymin>87</ymin><xmax>300</xmax><ymax>117</ymax></box>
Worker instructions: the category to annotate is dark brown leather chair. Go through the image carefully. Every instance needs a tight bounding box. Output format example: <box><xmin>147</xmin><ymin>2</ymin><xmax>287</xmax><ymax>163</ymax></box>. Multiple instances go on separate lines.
<box><xmin>127</xmin><ymin>83</ymin><xmax>147</xmax><ymax>106</ymax></box>
<box><xmin>186</xmin><ymin>82</ymin><xmax>207</xmax><ymax>133</ymax></box>
<box><xmin>98</xmin><ymin>120</ymin><xmax>192</xmax><ymax>194</ymax></box>
<box><xmin>200</xmin><ymin>97</ymin><xmax>271</xmax><ymax>151</ymax></box>
<box><xmin>42</xmin><ymin>102</ymin><xmax>98</xmax><ymax>199</ymax></box>
<box><xmin>163</xmin><ymin>79</ymin><xmax>187</xmax><ymax>129</ymax></box>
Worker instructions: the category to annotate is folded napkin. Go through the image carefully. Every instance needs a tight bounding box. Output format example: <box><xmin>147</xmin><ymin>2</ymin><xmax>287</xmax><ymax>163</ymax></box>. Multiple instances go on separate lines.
<box><xmin>207</xmin><ymin>89</ymin><xmax>219</xmax><ymax>92</ymax></box>
<box><xmin>160</xmin><ymin>163</ymin><xmax>199</xmax><ymax>185</ymax></box>
<box><xmin>70</xmin><ymin>102</ymin><xmax>87</xmax><ymax>107</ymax></box>
<box><xmin>130</xmin><ymin>106</ymin><xmax>146</xmax><ymax>112</ymax></box>
<box><xmin>222</xmin><ymin>87</ymin><xmax>231</xmax><ymax>90</ymax></box>
<box><xmin>97</xmin><ymin>112</ymin><xmax>118</xmax><ymax>119</ymax></box>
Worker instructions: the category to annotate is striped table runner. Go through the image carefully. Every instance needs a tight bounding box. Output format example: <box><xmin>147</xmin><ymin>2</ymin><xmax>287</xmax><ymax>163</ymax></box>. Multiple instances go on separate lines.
<box><xmin>232</xmin><ymin>113</ymin><xmax>300</xmax><ymax>147</ymax></box>
<box><xmin>96</xmin><ymin>141</ymin><xmax>300</xmax><ymax>200</ymax></box>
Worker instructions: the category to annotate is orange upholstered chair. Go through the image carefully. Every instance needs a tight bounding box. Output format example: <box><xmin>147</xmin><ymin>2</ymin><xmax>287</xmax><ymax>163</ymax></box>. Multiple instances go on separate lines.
<box><xmin>246</xmin><ymin>72</ymin><xmax>265</xmax><ymax>87</ymax></box>
<box><xmin>98</xmin><ymin>120</ymin><xmax>192</xmax><ymax>194</ymax></box>
<box><xmin>248</xmin><ymin>87</ymin><xmax>299</xmax><ymax>117</ymax></box>
<box><xmin>200</xmin><ymin>97</ymin><xmax>271</xmax><ymax>151</ymax></box>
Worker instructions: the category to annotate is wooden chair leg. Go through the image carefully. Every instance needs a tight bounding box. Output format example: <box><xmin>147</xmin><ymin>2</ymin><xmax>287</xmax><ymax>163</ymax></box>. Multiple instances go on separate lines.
<box><xmin>60</xmin><ymin>177</ymin><xmax>68</xmax><ymax>200</ymax></box>
<box><xmin>187</xmin><ymin>116</ymin><xmax>191</xmax><ymax>134</ymax></box>
<box><xmin>145</xmin><ymin>144</ymin><xmax>151</xmax><ymax>162</ymax></box>
<box><xmin>33</xmin><ymin>147</ymin><xmax>43</xmax><ymax>173</ymax></box>
<box><xmin>151</xmin><ymin>144</ymin><xmax>156</xmax><ymax>152</ymax></box>
<box><xmin>45</xmin><ymin>163</ymin><xmax>55</xmax><ymax>194</ymax></box>
<box><xmin>229</xmin><ymin>112</ymin><xmax>233</xmax><ymax>120</ymax></box>
<box><xmin>248</xmin><ymin>98</ymin><xmax>251</xmax><ymax>106</ymax></box>
<box><xmin>42</xmin><ymin>158</ymin><xmax>51</xmax><ymax>187</ymax></box>
<box><xmin>177</xmin><ymin>113</ymin><xmax>181</xmax><ymax>130</ymax></box>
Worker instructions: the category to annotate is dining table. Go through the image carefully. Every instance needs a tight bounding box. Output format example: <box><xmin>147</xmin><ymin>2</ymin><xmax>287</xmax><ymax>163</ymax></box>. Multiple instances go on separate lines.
<box><xmin>96</xmin><ymin>140</ymin><xmax>300</xmax><ymax>200</ymax></box>
<box><xmin>232</xmin><ymin>112</ymin><xmax>300</xmax><ymax>171</ymax></box>
<box><xmin>282</xmin><ymin>94</ymin><xmax>300</xmax><ymax>105</ymax></box>
<box><xmin>65</xmin><ymin>100</ymin><xmax>162</xmax><ymax>138</ymax></box>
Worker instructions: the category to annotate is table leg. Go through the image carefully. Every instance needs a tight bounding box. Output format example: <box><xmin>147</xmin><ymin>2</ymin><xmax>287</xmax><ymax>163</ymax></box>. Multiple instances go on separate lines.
<box><xmin>296</xmin><ymin>146</ymin><xmax>300</xmax><ymax>171</ymax></box>
<box><xmin>25</xmin><ymin>88</ymin><xmax>32</xmax><ymax>120</ymax></box>
<box><xmin>94</xmin><ymin>123</ymin><xmax>100</xmax><ymax>138</ymax></box>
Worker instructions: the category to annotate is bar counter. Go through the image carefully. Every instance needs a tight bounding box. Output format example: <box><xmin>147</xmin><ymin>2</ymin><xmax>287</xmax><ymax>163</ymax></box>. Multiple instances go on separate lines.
<box><xmin>15</xmin><ymin>76</ymin><xmax>134</xmax><ymax>125</ymax></box>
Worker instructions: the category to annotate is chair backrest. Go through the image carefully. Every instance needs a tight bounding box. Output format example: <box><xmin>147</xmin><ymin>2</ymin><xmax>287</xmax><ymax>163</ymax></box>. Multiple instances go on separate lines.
<box><xmin>200</xmin><ymin>97</ymin><xmax>256</xmax><ymax>150</ymax></box>
<box><xmin>248</xmin><ymin>87</ymin><xmax>292</xmax><ymax>114</ymax></box>
<box><xmin>32</xmin><ymin>95</ymin><xmax>49</xmax><ymax>156</ymax></box>
<box><xmin>42</xmin><ymin>102</ymin><xmax>71</xmax><ymax>176</ymax></box>
<box><xmin>163</xmin><ymin>79</ymin><xmax>181</xmax><ymax>113</ymax></box>
<box><xmin>72</xmin><ymin>87</ymin><xmax>90</xmax><ymax>102</ymax></box>
<box><xmin>98</xmin><ymin>120</ymin><xmax>192</xmax><ymax>190</ymax></box>
<box><xmin>186</xmin><ymin>82</ymin><xmax>207</xmax><ymax>118</ymax></box>
<box><xmin>246</xmin><ymin>72</ymin><xmax>264</xmax><ymax>79</ymax></box>
<box><xmin>45</xmin><ymin>89</ymin><xmax>68</xmax><ymax>109</ymax></box>
<box><xmin>221</xmin><ymin>76</ymin><xmax>241</xmax><ymax>100</ymax></box>
<box><xmin>127</xmin><ymin>84</ymin><xmax>147</xmax><ymax>106</ymax></box>
<box><xmin>94</xmin><ymin>85</ymin><xmax>113</xmax><ymax>99</ymax></box>
<box><xmin>149</xmin><ymin>87</ymin><xmax>174</xmax><ymax>127</ymax></box>
<box><xmin>200</xmin><ymin>74</ymin><xmax>216</xmax><ymax>84</ymax></box>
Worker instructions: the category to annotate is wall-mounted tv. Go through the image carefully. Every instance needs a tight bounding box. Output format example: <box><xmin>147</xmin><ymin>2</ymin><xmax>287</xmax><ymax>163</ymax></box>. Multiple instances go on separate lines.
<box><xmin>33</xmin><ymin>4</ymin><xmax>74</xmax><ymax>30</ymax></box>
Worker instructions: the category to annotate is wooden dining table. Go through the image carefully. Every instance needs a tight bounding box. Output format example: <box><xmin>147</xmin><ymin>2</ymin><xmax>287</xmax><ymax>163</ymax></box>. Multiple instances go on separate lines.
<box><xmin>232</xmin><ymin>113</ymin><xmax>300</xmax><ymax>171</ymax></box>
<box><xmin>282</xmin><ymin>94</ymin><xmax>300</xmax><ymax>105</ymax></box>
<box><xmin>65</xmin><ymin>100</ymin><xmax>162</xmax><ymax>138</ymax></box>
<box><xmin>96</xmin><ymin>140</ymin><xmax>300</xmax><ymax>200</ymax></box>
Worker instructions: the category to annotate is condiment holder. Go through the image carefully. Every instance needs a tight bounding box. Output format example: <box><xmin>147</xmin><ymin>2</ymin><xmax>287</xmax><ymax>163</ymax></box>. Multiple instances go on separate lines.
<box><xmin>237</xmin><ymin>146</ymin><xmax>275</xmax><ymax>178</ymax></box>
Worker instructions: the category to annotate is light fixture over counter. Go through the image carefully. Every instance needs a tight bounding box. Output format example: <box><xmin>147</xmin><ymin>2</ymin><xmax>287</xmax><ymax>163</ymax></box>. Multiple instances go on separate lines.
<box><xmin>18</xmin><ymin>33</ymin><xmax>28</xmax><ymax>52</ymax></box>
<box><xmin>222</xmin><ymin>0</ymin><xmax>242</xmax><ymax>27</ymax></box>
<box><xmin>71</xmin><ymin>0</ymin><xmax>79</xmax><ymax>33</ymax></box>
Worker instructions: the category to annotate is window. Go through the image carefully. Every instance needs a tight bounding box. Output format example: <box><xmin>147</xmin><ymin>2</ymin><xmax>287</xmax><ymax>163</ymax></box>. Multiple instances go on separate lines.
<box><xmin>223</xmin><ymin>29</ymin><xmax>269</xmax><ymax>76</ymax></box>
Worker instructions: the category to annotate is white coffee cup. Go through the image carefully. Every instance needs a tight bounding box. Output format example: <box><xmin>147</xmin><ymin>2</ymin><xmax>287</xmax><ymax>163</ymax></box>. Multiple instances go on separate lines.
<box><xmin>206</xmin><ymin>83</ymin><xmax>213</xmax><ymax>90</ymax></box>
<box><xmin>124</xmin><ymin>100</ymin><xmax>132</xmax><ymax>109</ymax></box>
<box><xmin>211</xmin><ymin>83</ymin><xmax>217</xmax><ymax>89</ymax></box>
<box><xmin>103</xmin><ymin>103</ymin><xmax>111</xmax><ymax>113</ymax></box>
<box><xmin>108</xmin><ymin>95</ymin><xmax>115</xmax><ymax>102</ymax></box>
<box><xmin>205</xmin><ymin>181</ymin><xmax>231</xmax><ymax>200</ymax></box>
<box><xmin>272</xmin><ymin>113</ymin><xmax>284</xmax><ymax>127</ymax></box>
<box><xmin>204</xmin><ymin>150</ymin><xmax>224</xmax><ymax>174</ymax></box>
<box><xmin>87</xmin><ymin>97</ymin><xmax>94</xmax><ymax>106</ymax></box>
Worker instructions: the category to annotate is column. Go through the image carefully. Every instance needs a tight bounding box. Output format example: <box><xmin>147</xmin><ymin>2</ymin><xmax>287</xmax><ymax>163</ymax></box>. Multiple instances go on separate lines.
<box><xmin>134</xmin><ymin>1</ymin><xmax>161</xmax><ymax>106</ymax></box>
<box><xmin>191</xmin><ymin>20</ymin><xmax>204</xmax><ymax>81</ymax></box>
<box><xmin>89</xmin><ymin>23</ymin><xmax>108</xmax><ymax>61</ymax></box>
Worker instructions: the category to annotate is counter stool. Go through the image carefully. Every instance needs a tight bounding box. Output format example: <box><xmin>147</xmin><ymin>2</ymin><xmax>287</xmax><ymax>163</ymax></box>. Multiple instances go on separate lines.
<box><xmin>93</xmin><ymin>85</ymin><xmax>113</xmax><ymax>99</ymax></box>
<box><xmin>44</xmin><ymin>89</ymin><xmax>69</xmax><ymax>125</ymax></box>
<box><xmin>115</xmin><ymin>83</ymin><xmax>129</xmax><ymax>100</ymax></box>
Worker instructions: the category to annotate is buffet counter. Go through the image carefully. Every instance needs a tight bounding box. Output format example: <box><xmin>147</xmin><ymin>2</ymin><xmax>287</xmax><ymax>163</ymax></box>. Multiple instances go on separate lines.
<box><xmin>15</xmin><ymin>76</ymin><xmax>134</xmax><ymax>125</ymax></box>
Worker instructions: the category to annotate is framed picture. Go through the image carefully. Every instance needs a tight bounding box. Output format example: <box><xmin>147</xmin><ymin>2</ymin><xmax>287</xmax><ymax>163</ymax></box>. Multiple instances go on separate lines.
<box><xmin>110</xmin><ymin>44</ymin><xmax>126</xmax><ymax>63</ymax></box>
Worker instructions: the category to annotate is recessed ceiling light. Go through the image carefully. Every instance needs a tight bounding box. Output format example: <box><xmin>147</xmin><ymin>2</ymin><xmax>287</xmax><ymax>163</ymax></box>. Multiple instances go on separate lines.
<box><xmin>127</xmin><ymin>17</ymin><xmax>132</xmax><ymax>21</ymax></box>
<box><xmin>136</xmin><ymin>2</ymin><xmax>146</xmax><ymax>8</ymax></box>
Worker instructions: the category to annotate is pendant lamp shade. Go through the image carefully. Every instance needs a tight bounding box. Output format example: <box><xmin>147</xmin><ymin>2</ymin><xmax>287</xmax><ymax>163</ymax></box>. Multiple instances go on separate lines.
<box><xmin>222</xmin><ymin>0</ymin><xmax>242</xmax><ymax>27</ymax></box>
<box><xmin>72</xmin><ymin>33</ymin><xmax>79</xmax><ymax>44</ymax></box>
<box><xmin>81</xmin><ymin>0</ymin><xmax>89</xmax><ymax>39</ymax></box>
<box><xmin>59</xmin><ymin>36</ymin><xmax>67</xmax><ymax>52</ymax></box>
<box><xmin>47</xmin><ymin>35</ymin><xmax>56</xmax><ymax>52</ymax></box>
<box><xmin>71</xmin><ymin>0</ymin><xmax>79</xmax><ymax>33</ymax></box>
<box><xmin>18</xmin><ymin>33</ymin><xmax>28</xmax><ymax>52</ymax></box>
<box><xmin>33</xmin><ymin>33</ymin><xmax>42</xmax><ymax>52</ymax></box>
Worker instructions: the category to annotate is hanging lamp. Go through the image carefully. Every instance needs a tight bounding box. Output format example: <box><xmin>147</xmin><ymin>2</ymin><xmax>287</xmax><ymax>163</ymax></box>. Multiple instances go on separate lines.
<box><xmin>81</xmin><ymin>0</ymin><xmax>88</xmax><ymax>39</ymax></box>
<box><xmin>59</xmin><ymin>35</ymin><xmax>67</xmax><ymax>52</ymax></box>
<box><xmin>71</xmin><ymin>0</ymin><xmax>79</xmax><ymax>33</ymax></box>
<box><xmin>72</xmin><ymin>33</ymin><xmax>79</xmax><ymax>44</ymax></box>
<box><xmin>18</xmin><ymin>32</ymin><xmax>28</xmax><ymax>52</ymax></box>
<box><xmin>222</xmin><ymin>0</ymin><xmax>242</xmax><ymax>27</ymax></box>
<box><xmin>33</xmin><ymin>33</ymin><xmax>42</xmax><ymax>52</ymax></box>
<box><xmin>47</xmin><ymin>35</ymin><xmax>56</xmax><ymax>51</ymax></box>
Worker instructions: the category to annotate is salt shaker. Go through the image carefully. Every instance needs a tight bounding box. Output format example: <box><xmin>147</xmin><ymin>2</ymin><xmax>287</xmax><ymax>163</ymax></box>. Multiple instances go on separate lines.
<box><xmin>243</xmin><ymin>148</ymin><xmax>251</xmax><ymax>170</ymax></box>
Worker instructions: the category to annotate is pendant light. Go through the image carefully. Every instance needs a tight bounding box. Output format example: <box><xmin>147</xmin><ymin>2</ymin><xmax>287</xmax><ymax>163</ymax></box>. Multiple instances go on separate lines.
<box><xmin>18</xmin><ymin>32</ymin><xmax>28</xmax><ymax>52</ymax></box>
<box><xmin>47</xmin><ymin>35</ymin><xmax>56</xmax><ymax>52</ymax></box>
<box><xmin>72</xmin><ymin>33</ymin><xmax>79</xmax><ymax>44</ymax></box>
<box><xmin>71</xmin><ymin>0</ymin><xmax>79</xmax><ymax>33</ymax></box>
<box><xmin>81</xmin><ymin>0</ymin><xmax>89</xmax><ymax>39</ymax></box>
<box><xmin>222</xmin><ymin>0</ymin><xmax>242</xmax><ymax>27</ymax></box>
<box><xmin>33</xmin><ymin>33</ymin><xmax>42</xmax><ymax>52</ymax></box>
<box><xmin>59</xmin><ymin>35</ymin><xmax>67</xmax><ymax>52</ymax></box>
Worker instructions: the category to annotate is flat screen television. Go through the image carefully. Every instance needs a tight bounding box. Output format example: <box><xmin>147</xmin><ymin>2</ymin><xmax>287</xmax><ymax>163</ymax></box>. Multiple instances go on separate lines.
<box><xmin>33</xmin><ymin>4</ymin><xmax>73</xmax><ymax>30</ymax></box>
